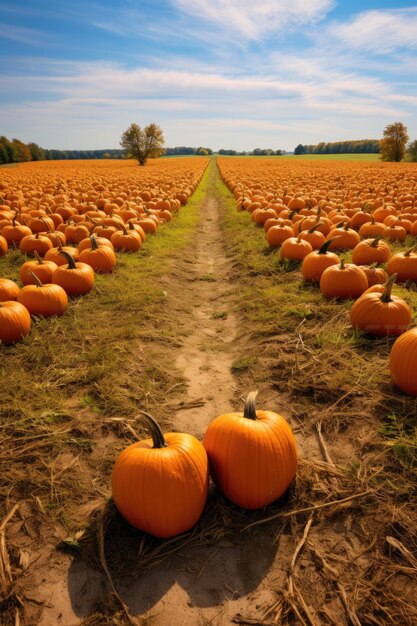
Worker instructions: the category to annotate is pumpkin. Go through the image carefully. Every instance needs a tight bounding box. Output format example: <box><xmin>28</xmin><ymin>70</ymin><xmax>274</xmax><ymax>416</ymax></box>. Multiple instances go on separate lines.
<box><xmin>0</xmin><ymin>234</ymin><xmax>8</xmax><ymax>256</ymax></box>
<box><xmin>52</xmin><ymin>251</ymin><xmax>94</xmax><ymax>296</ymax></box>
<box><xmin>111</xmin><ymin>223</ymin><xmax>142</xmax><ymax>252</ymax></box>
<box><xmin>320</xmin><ymin>259</ymin><xmax>368</xmax><ymax>300</ymax></box>
<box><xmin>299</xmin><ymin>222</ymin><xmax>326</xmax><ymax>250</ymax></box>
<box><xmin>44</xmin><ymin>240</ymin><xmax>80</xmax><ymax>266</ymax></box>
<box><xmin>19</xmin><ymin>233</ymin><xmax>53</xmax><ymax>257</ymax></box>
<box><xmin>203</xmin><ymin>392</ymin><xmax>297</xmax><ymax>509</ymax></box>
<box><xmin>390</xmin><ymin>328</ymin><xmax>417</xmax><ymax>396</ymax></box>
<box><xmin>358</xmin><ymin>218</ymin><xmax>385</xmax><ymax>239</ymax></box>
<box><xmin>280</xmin><ymin>236</ymin><xmax>312</xmax><ymax>261</ymax></box>
<box><xmin>19</xmin><ymin>251</ymin><xmax>58</xmax><ymax>286</ymax></box>
<box><xmin>0</xmin><ymin>279</ymin><xmax>20</xmax><ymax>302</ymax></box>
<box><xmin>326</xmin><ymin>223</ymin><xmax>360</xmax><ymax>250</ymax></box>
<box><xmin>301</xmin><ymin>238</ymin><xmax>340</xmax><ymax>283</ymax></box>
<box><xmin>387</xmin><ymin>245</ymin><xmax>417</xmax><ymax>282</ymax></box>
<box><xmin>350</xmin><ymin>274</ymin><xmax>411</xmax><ymax>337</ymax></box>
<box><xmin>0</xmin><ymin>301</ymin><xmax>31</xmax><ymax>344</ymax></box>
<box><xmin>78</xmin><ymin>235</ymin><xmax>116</xmax><ymax>273</ymax></box>
<box><xmin>266</xmin><ymin>224</ymin><xmax>294</xmax><ymax>247</ymax></box>
<box><xmin>17</xmin><ymin>272</ymin><xmax>68</xmax><ymax>317</ymax></box>
<box><xmin>112</xmin><ymin>413</ymin><xmax>209</xmax><ymax>538</ymax></box>
<box><xmin>2</xmin><ymin>215</ymin><xmax>32</xmax><ymax>246</ymax></box>
<box><xmin>360</xmin><ymin>265</ymin><xmax>389</xmax><ymax>287</ymax></box>
<box><xmin>351</xmin><ymin>236</ymin><xmax>391</xmax><ymax>266</ymax></box>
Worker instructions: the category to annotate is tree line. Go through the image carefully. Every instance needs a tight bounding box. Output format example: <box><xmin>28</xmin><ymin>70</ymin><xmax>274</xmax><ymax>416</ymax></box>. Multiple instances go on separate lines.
<box><xmin>294</xmin><ymin>139</ymin><xmax>380</xmax><ymax>155</ymax></box>
<box><xmin>0</xmin><ymin>136</ymin><xmax>215</xmax><ymax>165</ymax></box>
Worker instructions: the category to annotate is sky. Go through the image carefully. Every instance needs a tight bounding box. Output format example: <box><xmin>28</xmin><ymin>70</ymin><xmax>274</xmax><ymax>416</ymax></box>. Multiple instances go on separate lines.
<box><xmin>1</xmin><ymin>0</ymin><xmax>417</xmax><ymax>151</ymax></box>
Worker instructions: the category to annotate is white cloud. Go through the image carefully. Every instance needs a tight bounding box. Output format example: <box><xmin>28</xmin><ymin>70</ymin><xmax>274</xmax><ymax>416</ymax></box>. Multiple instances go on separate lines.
<box><xmin>329</xmin><ymin>8</ymin><xmax>417</xmax><ymax>54</ymax></box>
<box><xmin>173</xmin><ymin>0</ymin><xmax>334</xmax><ymax>39</ymax></box>
<box><xmin>0</xmin><ymin>22</ymin><xmax>50</xmax><ymax>46</ymax></box>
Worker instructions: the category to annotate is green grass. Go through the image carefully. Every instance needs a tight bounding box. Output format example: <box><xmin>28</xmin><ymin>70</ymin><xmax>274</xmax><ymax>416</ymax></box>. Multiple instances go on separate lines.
<box><xmin>0</xmin><ymin>163</ymin><xmax>210</xmax><ymax>521</ymax></box>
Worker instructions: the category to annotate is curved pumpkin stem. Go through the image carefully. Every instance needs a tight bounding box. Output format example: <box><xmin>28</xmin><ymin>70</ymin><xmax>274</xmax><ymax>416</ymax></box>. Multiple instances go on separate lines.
<box><xmin>319</xmin><ymin>237</ymin><xmax>339</xmax><ymax>254</ymax></box>
<box><xmin>139</xmin><ymin>411</ymin><xmax>167</xmax><ymax>448</ymax></box>
<box><xmin>380</xmin><ymin>274</ymin><xmax>397</xmax><ymax>303</ymax></box>
<box><xmin>58</xmin><ymin>250</ymin><xmax>77</xmax><ymax>269</ymax></box>
<box><xmin>404</xmin><ymin>244</ymin><xmax>417</xmax><ymax>258</ymax></box>
<box><xmin>308</xmin><ymin>221</ymin><xmax>324</xmax><ymax>234</ymax></box>
<box><xmin>29</xmin><ymin>271</ymin><xmax>44</xmax><ymax>288</ymax></box>
<box><xmin>243</xmin><ymin>391</ymin><xmax>259</xmax><ymax>420</ymax></box>
<box><xmin>34</xmin><ymin>250</ymin><xmax>44</xmax><ymax>265</ymax></box>
<box><xmin>370</xmin><ymin>235</ymin><xmax>384</xmax><ymax>247</ymax></box>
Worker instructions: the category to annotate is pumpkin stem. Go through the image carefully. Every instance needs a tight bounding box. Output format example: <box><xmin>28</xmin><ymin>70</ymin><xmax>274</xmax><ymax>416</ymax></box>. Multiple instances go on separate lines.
<box><xmin>404</xmin><ymin>244</ymin><xmax>417</xmax><ymax>257</ymax></box>
<box><xmin>58</xmin><ymin>250</ymin><xmax>77</xmax><ymax>269</ymax></box>
<box><xmin>381</xmin><ymin>273</ymin><xmax>397</xmax><ymax>303</ymax></box>
<box><xmin>29</xmin><ymin>271</ymin><xmax>44</xmax><ymax>288</ymax></box>
<box><xmin>308</xmin><ymin>221</ymin><xmax>324</xmax><ymax>234</ymax></box>
<box><xmin>370</xmin><ymin>235</ymin><xmax>383</xmax><ymax>247</ymax></box>
<box><xmin>34</xmin><ymin>250</ymin><xmax>44</xmax><ymax>265</ymax></box>
<box><xmin>318</xmin><ymin>237</ymin><xmax>340</xmax><ymax>254</ymax></box>
<box><xmin>243</xmin><ymin>391</ymin><xmax>259</xmax><ymax>420</ymax></box>
<box><xmin>90</xmin><ymin>234</ymin><xmax>99</xmax><ymax>250</ymax></box>
<box><xmin>340</xmin><ymin>258</ymin><xmax>346</xmax><ymax>270</ymax></box>
<box><xmin>139</xmin><ymin>412</ymin><xmax>167</xmax><ymax>448</ymax></box>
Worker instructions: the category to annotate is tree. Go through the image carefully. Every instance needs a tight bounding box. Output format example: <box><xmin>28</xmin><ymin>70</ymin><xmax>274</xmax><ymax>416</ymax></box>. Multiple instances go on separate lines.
<box><xmin>294</xmin><ymin>144</ymin><xmax>306</xmax><ymax>155</ymax></box>
<box><xmin>380</xmin><ymin>122</ymin><xmax>409</xmax><ymax>162</ymax></box>
<box><xmin>27</xmin><ymin>142</ymin><xmax>45</xmax><ymax>161</ymax></box>
<box><xmin>120</xmin><ymin>122</ymin><xmax>165</xmax><ymax>166</ymax></box>
<box><xmin>407</xmin><ymin>140</ymin><xmax>417</xmax><ymax>162</ymax></box>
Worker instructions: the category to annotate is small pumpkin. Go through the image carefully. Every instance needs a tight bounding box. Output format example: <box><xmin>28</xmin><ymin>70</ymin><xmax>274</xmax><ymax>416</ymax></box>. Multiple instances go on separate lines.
<box><xmin>301</xmin><ymin>238</ymin><xmax>340</xmax><ymax>283</ymax></box>
<box><xmin>0</xmin><ymin>301</ymin><xmax>31</xmax><ymax>344</ymax></box>
<box><xmin>52</xmin><ymin>251</ymin><xmax>94</xmax><ymax>296</ymax></box>
<box><xmin>351</xmin><ymin>236</ymin><xmax>391</xmax><ymax>266</ymax></box>
<box><xmin>111</xmin><ymin>223</ymin><xmax>142</xmax><ymax>252</ymax></box>
<box><xmin>203</xmin><ymin>392</ymin><xmax>297</xmax><ymax>510</ymax></box>
<box><xmin>0</xmin><ymin>234</ymin><xmax>8</xmax><ymax>256</ymax></box>
<box><xmin>78</xmin><ymin>235</ymin><xmax>116</xmax><ymax>273</ymax></box>
<box><xmin>320</xmin><ymin>259</ymin><xmax>368</xmax><ymax>300</ymax></box>
<box><xmin>19</xmin><ymin>251</ymin><xmax>58</xmax><ymax>286</ymax></box>
<box><xmin>280</xmin><ymin>236</ymin><xmax>312</xmax><ymax>261</ymax></box>
<box><xmin>0</xmin><ymin>279</ymin><xmax>20</xmax><ymax>302</ymax></box>
<box><xmin>17</xmin><ymin>272</ymin><xmax>68</xmax><ymax>317</ymax></box>
<box><xmin>387</xmin><ymin>245</ymin><xmax>417</xmax><ymax>282</ymax></box>
<box><xmin>112</xmin><ymin>413</ymin><xmax>209</xmax><ymax>538</ymax></box>
<box><xmin>266</xmin><ymin>224</ymin><xmax>294</xmax><ymax>247</ymax></box>
<box><xmin>350</xmin><ymin>274</ymin><xmax>411</xmax><ymax>337</ymax></box>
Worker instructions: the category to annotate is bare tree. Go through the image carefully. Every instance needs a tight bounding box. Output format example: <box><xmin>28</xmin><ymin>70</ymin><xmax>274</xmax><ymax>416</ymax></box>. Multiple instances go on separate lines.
<box><xmin>120</xmin><ymin>123</ymin><xmax>165</xmax><ymax>166</ymax></box>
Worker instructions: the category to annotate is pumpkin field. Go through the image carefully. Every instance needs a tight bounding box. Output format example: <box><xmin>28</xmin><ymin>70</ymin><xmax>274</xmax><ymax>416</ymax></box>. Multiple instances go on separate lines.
<box><xmin>1</xmin><ymin>156</ymin><xmax>417</xmax><ymax>625</ymax></box>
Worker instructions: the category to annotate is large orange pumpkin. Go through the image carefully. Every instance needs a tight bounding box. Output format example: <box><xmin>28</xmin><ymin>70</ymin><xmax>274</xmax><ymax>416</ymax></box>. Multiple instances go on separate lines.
<box><xmin>112</xmin><ymin>413</ymin><xmax>209</xmax><ymax>538</ymax></box>
<box><xmin>203</xmin><ymin>392</ymin><xmax>297</xmax><ymax>510</ymax></box>
<box><xmin>390</xmin><ymin>328</ymin><xmax>417</xmax><ymax>396</ymax></box>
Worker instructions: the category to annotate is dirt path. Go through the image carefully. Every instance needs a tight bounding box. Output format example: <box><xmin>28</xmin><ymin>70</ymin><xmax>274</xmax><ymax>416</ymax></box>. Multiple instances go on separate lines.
<box><xmin>173</xmin><ymin>190</ymin><xmax>239</xmax><ymax>437</ymax></box>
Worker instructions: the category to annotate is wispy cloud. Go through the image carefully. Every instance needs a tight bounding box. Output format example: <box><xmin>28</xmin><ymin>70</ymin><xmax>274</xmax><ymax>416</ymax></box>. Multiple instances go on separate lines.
<box><xmin>328</xmin><ymin>8</ymin><xmax>417</xmax><ymax>54</ymax></box>
<box><xmin>0</xmin><ymin>22</ymin><xmax>51</xmax><ymax>46</ymax></box>
<box><xmin>173</xmin><ymin>0</ymin><xmax>334</xmax><ymax>39</ymax></box>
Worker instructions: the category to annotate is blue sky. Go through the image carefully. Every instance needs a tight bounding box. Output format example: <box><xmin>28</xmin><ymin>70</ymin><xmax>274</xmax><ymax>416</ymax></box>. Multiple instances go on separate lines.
<box><xmin>1</xmin><ymin>0</ymin><xmax>416</xmax><ymax>151</ymax></box>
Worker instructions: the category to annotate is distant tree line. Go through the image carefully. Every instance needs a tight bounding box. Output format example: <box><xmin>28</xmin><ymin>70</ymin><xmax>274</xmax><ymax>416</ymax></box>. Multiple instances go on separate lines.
<box><xmin>218</xmin><ymin>148</ymin><xmax>285</xmax><ymax>156</ymax></box>
<box><xmin>294</xmin><ymin>139</ymin><xmax>381</xmax><ymax>155</ymax></box>
<box><xmin>0</xmin><ymin>136</ymin><xmax>216</xmax><ymax>164</ymax></box>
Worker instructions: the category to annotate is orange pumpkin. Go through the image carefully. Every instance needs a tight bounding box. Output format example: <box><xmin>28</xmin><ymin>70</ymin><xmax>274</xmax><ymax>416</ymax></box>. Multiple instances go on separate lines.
<box><xmin>390</xmin><ymin>328</ymin><xmax>417</xmax><ymax>396</ymax></box>
<box><xmin>320</xmin><ymin>259</ymin><xmax>368</xmax><ymax>300</ymax></box>
<box><xmin>350</xmin><ymin>274</ymin><xmax>411</xmax><ymax>337</ymax></box>
<box><xmin>203</xmin><ymin>392</ymin><xmax>297</xmax><ymax>509</ymax></box>
<box><xmin>112</xmin><ymin>413</ymin><xmax>209</xmax><ymax>538</ymax></box>
<box><xmin>0</xmin><ymin>301</ymin><xmax>31</xmax><ymax>344</ymax></box>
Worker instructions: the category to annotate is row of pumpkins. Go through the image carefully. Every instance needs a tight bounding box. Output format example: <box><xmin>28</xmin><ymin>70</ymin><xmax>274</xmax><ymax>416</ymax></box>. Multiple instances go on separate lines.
<box><xmin>112</xmin><ymin>391</ymin><xmax>298</xmax><ymax>538</ymax></box>
<box><xmin>217</xmin><ymin>167</ymin><xmax>417</xmax><ymax>398</ymax></box>
<box><xmin>0</xmin><ymin>180</ymin><xmax>203</xmax><ymax>344</ymax></box>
